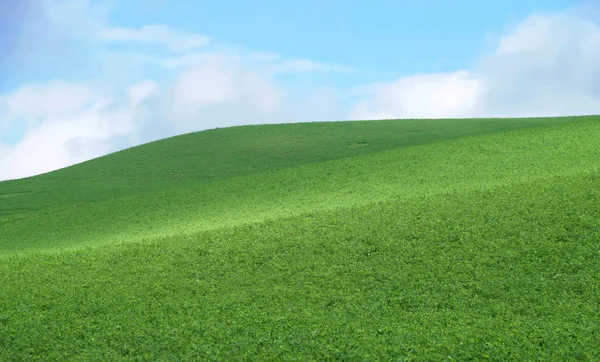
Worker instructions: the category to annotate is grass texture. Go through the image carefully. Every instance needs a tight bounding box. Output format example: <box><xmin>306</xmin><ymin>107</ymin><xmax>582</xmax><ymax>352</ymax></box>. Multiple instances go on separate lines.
<box><xmin>0</xmin><ymin>115</ymin><xmax>599</xmax><ymax>360</ymax></box>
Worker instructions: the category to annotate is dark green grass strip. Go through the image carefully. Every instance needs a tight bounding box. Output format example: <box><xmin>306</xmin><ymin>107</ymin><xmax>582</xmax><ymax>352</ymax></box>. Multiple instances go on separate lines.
<box><xmin>1</xmin><ymin>170</ymin><xmax>598</xmax><ymax>360</ymax></box>
<box><xmin>0</xmin><ymin>116</ymin><xmax>595</xmax><ymax>210</ymax></box>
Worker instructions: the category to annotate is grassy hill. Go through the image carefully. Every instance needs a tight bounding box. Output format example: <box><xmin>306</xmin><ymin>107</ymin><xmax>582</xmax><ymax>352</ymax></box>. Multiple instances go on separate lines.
<box><xmin>1</xmin><ymin>115</ymin><xmax>599</xmax><ymax>360</ymax></box>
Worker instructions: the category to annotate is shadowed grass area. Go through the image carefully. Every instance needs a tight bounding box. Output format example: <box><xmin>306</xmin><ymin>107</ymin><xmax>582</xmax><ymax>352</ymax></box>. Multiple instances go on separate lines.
<box><xmin>0</xmin><ymin>116</ymin><xmax>599</xmax><ymax>360</ymax></box>
<box><xmin>0</xmin><ymin>116</ymin><xmax>592</xmax><ymax>208</ymax></box>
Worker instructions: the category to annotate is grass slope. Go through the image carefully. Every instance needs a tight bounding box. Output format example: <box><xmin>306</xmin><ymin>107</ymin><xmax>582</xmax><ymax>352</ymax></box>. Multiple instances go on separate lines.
<box><xmin>0</xmin><ymin>116</ymin><xmax>591</xmax><ymax>221</ymax></box>
<box><xmin>1</xmin><ymin>116</ymin><xmax>598</xmax><ymax>255</ymax></box>
<box><xmin>1</xmin><ymin>116</ymin><xmax>599</xmax><ymax>360</ymax></box>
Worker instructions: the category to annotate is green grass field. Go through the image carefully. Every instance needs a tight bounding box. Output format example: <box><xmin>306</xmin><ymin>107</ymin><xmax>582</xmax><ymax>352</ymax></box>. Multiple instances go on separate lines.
<box><xmin>1</xmin><ymin>115</ymin><xmax>599</xmax><ymax>360</ymax></box>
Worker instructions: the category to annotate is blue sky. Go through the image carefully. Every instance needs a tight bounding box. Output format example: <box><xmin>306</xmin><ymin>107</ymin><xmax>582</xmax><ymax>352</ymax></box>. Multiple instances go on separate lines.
<box><xmin>1</xmin><ymin>0</ymin><xmax>599</xmax><ymax>180</ymax></box>
<box><xmin>108</xmin><ymin>0</ymin><xmax>573</xmax><ymax>72</ymax></box>
<box><xmin>2</xmin><ymin>0</ymin><xmax>576</xmax><ymax>87</ymax></box>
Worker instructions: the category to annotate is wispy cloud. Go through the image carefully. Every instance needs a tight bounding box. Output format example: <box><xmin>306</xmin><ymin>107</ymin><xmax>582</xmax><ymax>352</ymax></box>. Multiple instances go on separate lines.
<box><xmin>270</xmin><ymin>59</ymin><xmax>354</xmax><ymax>74</ymax></box>
<box><xmin>127</xmin><ymin>80</ymin><xmax>160</xmax><ymax>107</ymax></box>
<box><xmin>100</xmin><ymin>25</ymin><xmax>211</xmax><ymax>53</ymax></box>
<box><xmin>0</xmin><ymin>82</ymin><xmax>99</xmax><ymax>126</ymax></box>
<box><xmin>159</xmin><ymin>51</ymin><xmax>354</xmax><ymax>75</ymax></box>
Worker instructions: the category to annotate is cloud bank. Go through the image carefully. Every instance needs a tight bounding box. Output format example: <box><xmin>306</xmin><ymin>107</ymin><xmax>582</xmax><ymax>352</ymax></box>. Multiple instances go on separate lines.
<box><xmin>351</xmin><ymin>10</ymin><xmax>600</xmax><ymax>120</ymax></box>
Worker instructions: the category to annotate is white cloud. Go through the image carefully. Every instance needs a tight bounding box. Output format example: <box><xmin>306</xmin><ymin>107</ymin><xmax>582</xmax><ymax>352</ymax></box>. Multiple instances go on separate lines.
<box><xmin>100</xmin><ymin>25</ymin><xmax>211</xmax><ymax>53</ymax></box>
<box><xmin>128</xmin><ymin>80</ymin><xmax>159</xmax><ymax>107</ymax></box>
<box><xmin>162</xmin><ymin>55</ymin><xmax>285</xmax><ymax>133</ymax></box>
<box><xmin>156</xmin><ymin>52</ymin><xmax>345</xmax><ymax>134</ymax></box>
<box><xmin>0</xmin><ymin>81</ymin><xmax>152</xmax><ymax>181</ymax></box>
<box><xmin>159</xmin><ymin>51</ymin><xmax>240</xmax><ymax>70</ymax></box>
<box><xmin>351</xmin><ymin>71</ymin><xmax>483</xmax><ymax>120</ymax></box>
<box><xmin>351</xmin><ymin>11</ymin><xmax>600</xmax><ymax>120</ymax></box>
<box><xmin>0</xmin><ymin>142</ymin><xmax>9</xmax><ymax>162</ymax></box>
<box><xmin>172</xmin><ymin>64</ymin><xmax>240</xmax><ymax>108</ymax></box>
<box><xmin>0</xmin><ymin>82</ymin><xmax>98</xmax><ymax>126</ymax></box>
<box><xmin>478</xmin><ymin>12</ymin><xmax>600</xmax><ymax>117</ymax></box>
